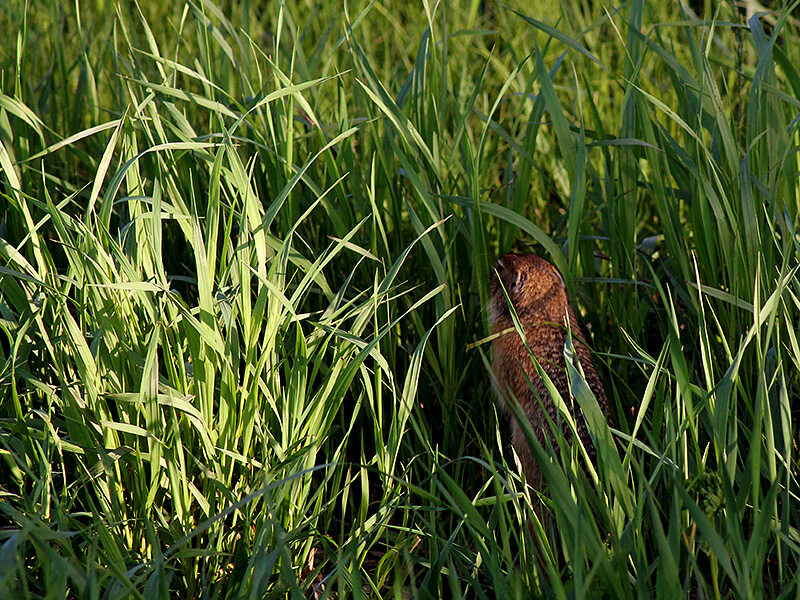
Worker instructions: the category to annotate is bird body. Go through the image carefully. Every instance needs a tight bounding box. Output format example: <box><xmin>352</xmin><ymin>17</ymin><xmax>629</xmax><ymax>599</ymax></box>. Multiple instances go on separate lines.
<box><xmin>489</xmin><ymin>253</ymin><xmax>609</xmax><ymax>492</ymax></box>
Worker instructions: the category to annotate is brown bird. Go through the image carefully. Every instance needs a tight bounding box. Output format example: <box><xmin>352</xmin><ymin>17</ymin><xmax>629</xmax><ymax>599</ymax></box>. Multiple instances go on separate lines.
<box><xmin>489</xmin><ymin>252</ymin><xmax>610</xmax><ymax>494</ymax></box>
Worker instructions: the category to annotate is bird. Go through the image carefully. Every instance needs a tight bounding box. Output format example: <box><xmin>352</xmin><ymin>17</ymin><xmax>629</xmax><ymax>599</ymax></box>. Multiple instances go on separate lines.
<box><xmin>488</xmin><ymin>252</ymin><xmax>610</xmax><ymax>494</ymax></box>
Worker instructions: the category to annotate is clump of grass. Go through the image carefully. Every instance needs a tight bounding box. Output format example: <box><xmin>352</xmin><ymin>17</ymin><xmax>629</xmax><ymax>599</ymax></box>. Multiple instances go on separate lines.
<box><xmin>1</xmin><ymin>0</ymin><xmax>799</xmax><ymax>597</ymax></box>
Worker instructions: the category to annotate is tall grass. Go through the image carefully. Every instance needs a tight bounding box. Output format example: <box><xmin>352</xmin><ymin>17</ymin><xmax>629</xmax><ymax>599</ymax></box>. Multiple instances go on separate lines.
<box><xmin>1</xmin><ymin>0</ymin><xmax>799</xmax><ymax>597</ymax></box>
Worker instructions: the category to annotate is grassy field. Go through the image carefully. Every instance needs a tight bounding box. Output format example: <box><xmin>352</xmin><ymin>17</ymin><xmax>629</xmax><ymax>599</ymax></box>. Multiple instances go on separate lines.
<box><xmin>1</xmin><ymin>0</ymin><xmax>799</xmax><ymax>597</ymax></box>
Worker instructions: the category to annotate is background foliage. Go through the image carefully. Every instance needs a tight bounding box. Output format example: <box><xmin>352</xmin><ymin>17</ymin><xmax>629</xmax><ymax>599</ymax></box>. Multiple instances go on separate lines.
<box><xmin>1</xmin><ymin>0</ymin><xmax>799</xmax><ymax>597</ymax></box>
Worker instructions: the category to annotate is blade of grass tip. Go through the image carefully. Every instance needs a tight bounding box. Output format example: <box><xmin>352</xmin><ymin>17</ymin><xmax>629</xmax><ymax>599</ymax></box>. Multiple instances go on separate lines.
<box><xmin>692</xmin><ymin>254</ymin><xmax>716</xmax><ymax>402</ymax></box>
<box><xmin>0</xmin><ymin>93</ymin><xmax>45</xmax><ymax>141</ymax></box>
<box><xmin>60</xmin><ymin>299</ymin><xmax>100</xmax><ymax>409</ymax></box>
<box><xmin>140</xmin><ymin>351</ymin><xmax>165</xmax><ymax>514</ymax></box>
<box><xmin>191</xmin><ymin>215</ymin><xmax>215</xmax><ymax>329</ymax></box>
<box><xmin>377</xmin><ymin>217</ymin><xmax>448</xmax><ymax>295</ymax></box>
<box><xmin>285</xmin><ymin>213</ymin><xmax>367</xmax><ymax>309</ymax></box>
<box><xmin>123</xmin><ymin>78</ymin><xmax>238</xmax><ymax>120</ymax></box>
<box><xmin>99</xmin><ymin>140</ymin><xmax>216</xmax><ymax>233</ymax></box>
<box><xmin>498</xmin><ymin>2</ymin><xmax>606</xmax><ymax>71</ymax></box>
<box><xmin>228</xmin><ymin>73</ymin><xmax>334</xmax><ymax>137</ymax></box>
<box><xmin>0</xmin><ymin>142</ymin><xmax>46</xmax><ymax>277</ymax></box>
<box><xmin>686</xmin><ymin>283</ymin><xmax>755</xmax><ymax>313</ymax></box>
<box><xmin>20</xmin><ymin>120</ymin><xmax>121</xmax><ymax>164</ymax></box>
<box><xmin>201</xmin><ymin>147</ymin><xmax>225</xmax><ymax>287</ymax></box>
<box><xmin>226</xmin><ymin>145</ymin><xmax>269</xmax><ymax>281</ymax></box>
<box><xmin>0</xmin><ymin>238</ymin><xmax>42</xmax><ymax>284</ymax></box>
<box><xmin>88</xmin><ymin>115</ymin><xmax>124</xmax><ymax>226</ymax></box>
<box><xmin>99</xmin><ymin>392</ymin><xmax>214</xmax><ymax>458</ymax></box>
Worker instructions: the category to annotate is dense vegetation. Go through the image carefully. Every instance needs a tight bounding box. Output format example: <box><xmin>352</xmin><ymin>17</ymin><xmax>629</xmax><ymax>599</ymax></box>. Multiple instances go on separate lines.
<box><xmin>1</xmin><ymin>0</ymin><xmax>799</xmax><ymax>597</ymax></box>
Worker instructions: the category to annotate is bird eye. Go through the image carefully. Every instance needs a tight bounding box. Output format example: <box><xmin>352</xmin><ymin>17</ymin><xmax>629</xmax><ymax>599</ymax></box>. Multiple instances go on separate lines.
<box><xmin>495</xmin><ymin>260</ymin><xmax>505</xmax><ymax>273</ymax></box>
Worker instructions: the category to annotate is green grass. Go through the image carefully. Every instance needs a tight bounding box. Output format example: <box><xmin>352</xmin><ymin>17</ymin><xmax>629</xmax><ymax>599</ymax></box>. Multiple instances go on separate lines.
<box><xmin>1</xmin><ymin>0</ymin><xmax>799</xmax><ymax>597</ymax></box>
